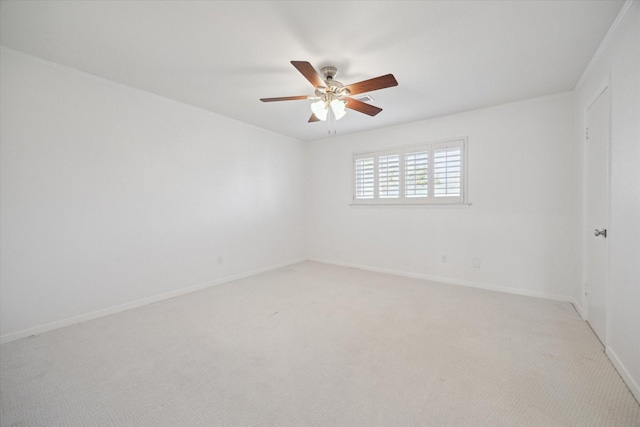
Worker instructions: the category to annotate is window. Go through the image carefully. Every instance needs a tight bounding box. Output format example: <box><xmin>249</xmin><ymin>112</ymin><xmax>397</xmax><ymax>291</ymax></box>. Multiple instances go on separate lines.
<box><xmin>353</xmin><ymin>138</ymin><xmax>467</xmax><ymax>205</ymax></box>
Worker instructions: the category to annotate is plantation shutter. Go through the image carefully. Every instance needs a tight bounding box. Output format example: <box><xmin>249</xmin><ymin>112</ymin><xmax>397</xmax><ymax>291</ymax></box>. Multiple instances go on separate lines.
<box><xmin>433</xmin><ymin>145</ymin><xmax>462</xmax><ymax>199</ymax></box>
<box><xmin>354</xmin><ymin>157</ymin><xmax>374</xmax><ymax>199</ymax></box>
<box><xmin>404</xmin><ymin>150</ymin><xmax>428</xmax><ymax>198</ymax></box>
<box><xmin>379</xmin><ymin>154</ymin><xmax>400</xmax><ymax>198</ymax></box>
<box><xmin>352</xmin><ymin>138</ymin><xmax>465</xmax><ymax>205</ymax></box>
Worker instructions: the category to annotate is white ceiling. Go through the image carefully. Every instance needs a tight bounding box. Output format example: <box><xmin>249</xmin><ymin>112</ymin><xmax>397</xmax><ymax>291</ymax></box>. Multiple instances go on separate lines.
<box><xmin>0</xmin><ymin>0</ymin><xmax>625</xmax><ymax>142</ymax></box>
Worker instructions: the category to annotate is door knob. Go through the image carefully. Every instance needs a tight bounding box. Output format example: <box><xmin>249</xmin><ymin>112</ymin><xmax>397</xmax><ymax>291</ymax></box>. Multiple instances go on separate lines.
<box><xmin>594</xmin><ymin>229</ymin><xmax>607</xmax><ymax>238</ymax></box>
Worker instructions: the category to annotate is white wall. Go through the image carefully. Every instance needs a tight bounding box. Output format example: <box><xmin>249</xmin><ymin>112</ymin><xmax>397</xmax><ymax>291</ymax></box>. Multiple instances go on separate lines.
<box><xmin>575</xmin><ymin>1</ymin><xmax>640</xmax><ymax>401</ymax></box>
<box><xmin>307</xmin><ymin>92</ymin><xmax>581</xmax><ymax>304</ymax></box>
<box><xmin>0</xmin><ymin>48</ymin><xmax>306</xmax><ymax>341</ymax></box>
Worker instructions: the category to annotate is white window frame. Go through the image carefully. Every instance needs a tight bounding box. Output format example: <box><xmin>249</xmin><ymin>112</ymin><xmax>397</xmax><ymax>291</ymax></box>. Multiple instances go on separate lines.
<box><xmin>352</xmin><ymin>137</ymin><xmax>468</xmax><ymax>206</ymax></box>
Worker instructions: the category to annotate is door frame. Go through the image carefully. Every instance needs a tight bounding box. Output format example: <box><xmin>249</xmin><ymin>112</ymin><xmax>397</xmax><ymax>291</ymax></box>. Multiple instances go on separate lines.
<box><xmin>582</xmin><ymin>76</ymin><xmax>611</xmax><ymax>346</ymax></box>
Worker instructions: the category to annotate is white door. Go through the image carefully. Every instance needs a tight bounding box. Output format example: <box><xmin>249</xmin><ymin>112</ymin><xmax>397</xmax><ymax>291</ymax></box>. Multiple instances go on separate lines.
<box><xmin>585</xmin><ymin>85</ymin><xmax>610</xmax><ymax>345</ymax></box>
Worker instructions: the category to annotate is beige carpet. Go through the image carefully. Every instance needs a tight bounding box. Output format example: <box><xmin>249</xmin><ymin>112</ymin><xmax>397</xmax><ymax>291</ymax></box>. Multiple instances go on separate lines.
<box><xmin>2</xmin><ymin>261</ymin><xmax>639</xmax><ymax>426</ymax></box>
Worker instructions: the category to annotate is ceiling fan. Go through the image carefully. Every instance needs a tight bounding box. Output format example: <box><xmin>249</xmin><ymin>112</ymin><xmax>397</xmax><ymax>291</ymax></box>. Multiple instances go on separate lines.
<box><xmin>260</xmin><ymin>61</ymin><xmax>398</xmax><ymax>123</ymax></box>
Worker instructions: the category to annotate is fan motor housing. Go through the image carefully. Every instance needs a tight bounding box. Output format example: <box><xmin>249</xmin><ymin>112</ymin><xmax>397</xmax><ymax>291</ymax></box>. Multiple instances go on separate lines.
<box><xmin>315</xmin><ymin>66</ymin><xmax>348</xmax><ymax>97</ymax></box>
<box><xmin>320</xmin><ymin>66</ymin><xmax>338</xmax><ymax>80</ymax></box>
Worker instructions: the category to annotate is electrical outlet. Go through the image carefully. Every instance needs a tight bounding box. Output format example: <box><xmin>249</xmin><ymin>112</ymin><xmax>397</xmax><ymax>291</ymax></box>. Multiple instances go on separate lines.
<box><xmin>217</xmin><ymin>256</ymin><xmax>223</xmax><ymax>266</ymax></box>
<box><xmin>441</xmin><ymin>255</ymin><xmax>447</xmax><ymax>263</ymax></box>
<box><xmin>472</xmin><ymin>258</ymin><xmax>481</xmax><ymax>268</ymax></box>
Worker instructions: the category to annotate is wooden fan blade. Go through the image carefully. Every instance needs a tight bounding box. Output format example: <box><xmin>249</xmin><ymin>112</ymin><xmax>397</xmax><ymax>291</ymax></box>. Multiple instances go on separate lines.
<box><xmin>343</xmin><ymin>74</ymin><xmax>398</xmax><ymax>96</ymax></box>
<box><xmin>308</xmin><ymin>113</ymin><xmax>320</xmax><ymax>123</ymax></box>
<box><xmin>344</xmin><ymin>98</ymin><xmax>383</xmax><ymax>116</ymax></box>
<box><xmin>291</xmin><ymin>61</ymin><xmax>325</xmax><ymax>89</ymax></box>
<box><xmin>260</xmin><ymin>95</ymin><xmax>309</xmax><ymax>102</ymax></box>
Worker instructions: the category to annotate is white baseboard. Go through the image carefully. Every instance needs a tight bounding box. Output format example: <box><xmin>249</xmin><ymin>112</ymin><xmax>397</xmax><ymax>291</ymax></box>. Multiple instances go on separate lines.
<box><xmin>606</xmin><ymin>346</ymin><xmax>640</xmax><ymax>404</ymax></box>
<box><xmin>571</xmin><ymin>299</ymin><xmax>586</xmax><ymax>319</ymax></box>
<box><xmin>308</xmin><ymin>258</ymin><xmax>577</xmax><ymax>305</ymax></box>
<box><xmin>0</xmin><ymin>258</ymin><xmax>305</xmax><ymax>344</ymax></box>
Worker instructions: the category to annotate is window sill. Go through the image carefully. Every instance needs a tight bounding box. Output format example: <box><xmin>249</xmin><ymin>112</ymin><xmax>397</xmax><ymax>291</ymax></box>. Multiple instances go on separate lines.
<box><xmin>349</xmin><ymin>202</ymin><xmax>472</xmax><ymax>209</ymax></box>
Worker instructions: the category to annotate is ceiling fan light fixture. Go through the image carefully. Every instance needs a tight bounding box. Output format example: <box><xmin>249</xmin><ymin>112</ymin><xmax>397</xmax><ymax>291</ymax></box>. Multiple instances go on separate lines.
<box><xmin>330</xmin><ymin>99</ymin><xmax>347</xmax><ymax>120</ymax></box>
<box><xmin>311</xmin><ymin>99</ymin><xmax>328</xmax><ymax>121</ymax></box>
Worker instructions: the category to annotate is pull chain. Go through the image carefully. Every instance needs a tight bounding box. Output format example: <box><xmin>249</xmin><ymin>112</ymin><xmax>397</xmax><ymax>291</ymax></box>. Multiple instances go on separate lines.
<box><xmin>327</xmin><ymin>106</ymin><xmax>337</xmax><ymax>135</ymax></box>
